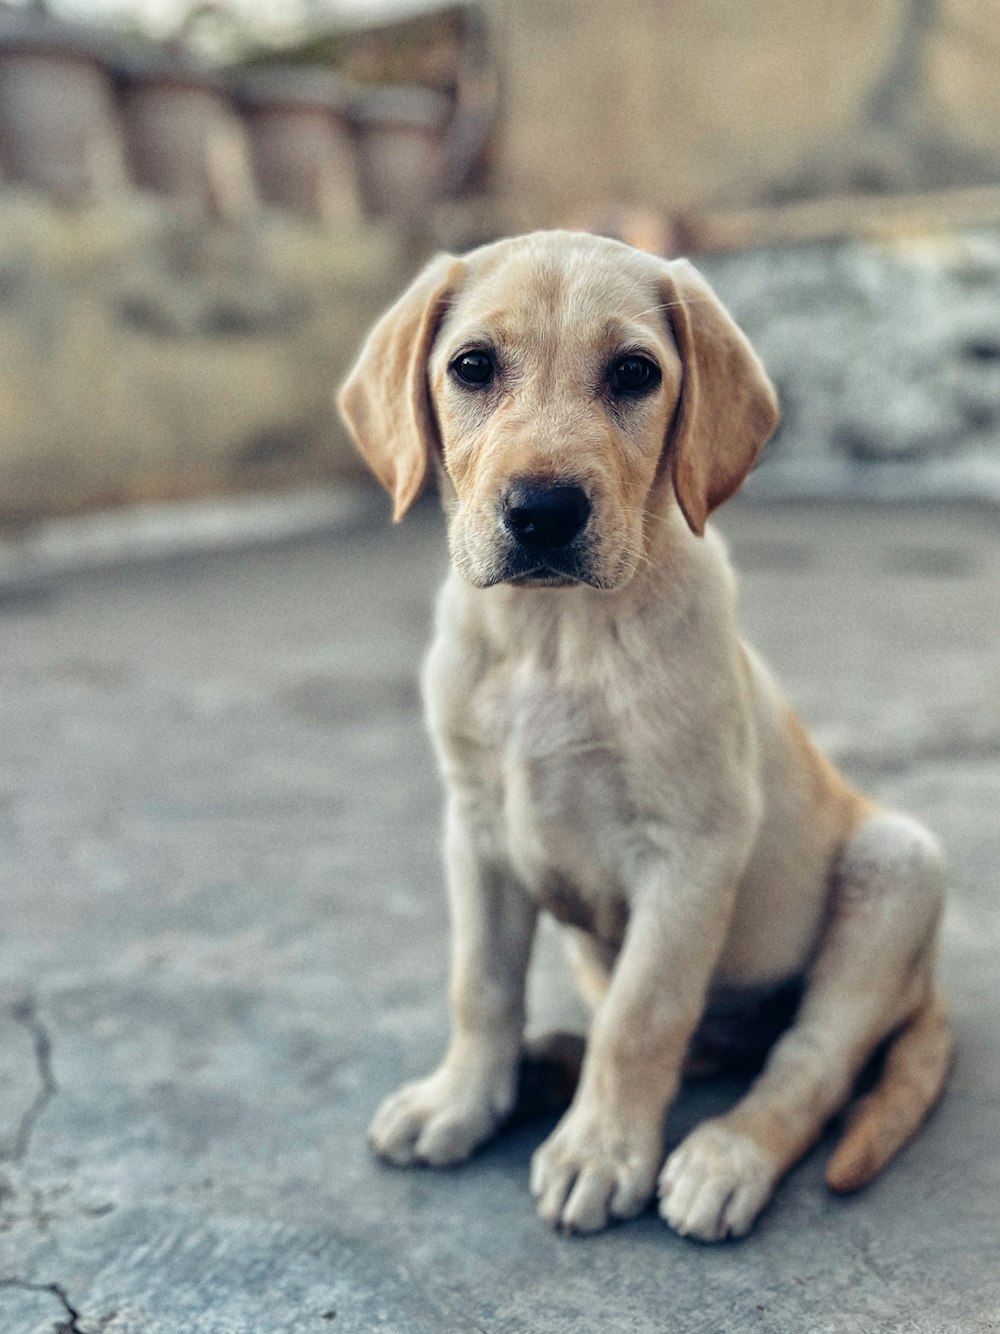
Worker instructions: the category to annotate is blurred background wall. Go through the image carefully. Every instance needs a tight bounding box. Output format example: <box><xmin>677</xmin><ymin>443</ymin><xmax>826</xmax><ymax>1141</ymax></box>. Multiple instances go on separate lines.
<box><xmin>490</xmin><ymin>0</ymin><xmax>1000</xmax><ymax>224</ymax></box>
<box><xmin>0</xmin><ymin>0</ymin><xmax>997</xmax><ymax>523</ymax></box>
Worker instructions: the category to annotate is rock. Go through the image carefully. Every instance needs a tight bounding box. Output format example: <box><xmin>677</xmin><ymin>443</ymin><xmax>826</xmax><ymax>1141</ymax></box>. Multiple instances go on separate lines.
<box><xmin>699</xmin><ymin>229</ymin><xmax>1000</xmax><ymax>494</ymax></box>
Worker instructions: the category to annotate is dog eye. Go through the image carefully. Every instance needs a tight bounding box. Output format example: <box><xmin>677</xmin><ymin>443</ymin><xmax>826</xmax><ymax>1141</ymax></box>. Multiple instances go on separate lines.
<box><xmin>451</xmin><ymin>351</ymin><xmax>495</xmax><ymax>387</ymax></box>
<box><xmin>609</xmin><ymin>355</ymin><xmax>660</xmax><ymax>395</ymax></box>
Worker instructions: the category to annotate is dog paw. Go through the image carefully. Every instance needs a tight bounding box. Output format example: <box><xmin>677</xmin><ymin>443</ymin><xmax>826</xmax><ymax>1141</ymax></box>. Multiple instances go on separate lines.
<box><xmin>658</xmin><ymin>1120</ymin><xmax>778</xmax><ymax>1241</ymax></box>
<box><xmin>530</xmin><ymin>1110</ymin><xmax>659</xmax><ymax>1234</ymax></box>
<box><xmin>369</xmin><ymin>1066</ymin><xmax>512</xmax><ymax>1167</ymax></box>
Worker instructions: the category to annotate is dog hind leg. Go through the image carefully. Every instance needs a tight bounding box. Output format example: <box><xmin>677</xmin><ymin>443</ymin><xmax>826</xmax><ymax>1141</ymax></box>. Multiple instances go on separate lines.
<box><xmin>658</xmin><ymin>810</ymin><xmax>949</xmax><ymax>1241</ymax></box>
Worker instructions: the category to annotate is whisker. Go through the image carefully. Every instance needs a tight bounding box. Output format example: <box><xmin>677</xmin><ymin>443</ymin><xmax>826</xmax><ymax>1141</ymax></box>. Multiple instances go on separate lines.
<box><xmin>630</xmin><ymin>296</ymin><xmax>717</xmax><ymax>320</ymax></box>
<box><xmin>637</xmin><ymin>506</ymin><xmax>679</xmax><ymax>531</ymax></box>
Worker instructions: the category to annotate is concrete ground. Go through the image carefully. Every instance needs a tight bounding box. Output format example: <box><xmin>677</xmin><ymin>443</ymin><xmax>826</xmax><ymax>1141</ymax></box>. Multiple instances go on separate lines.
<box><xmin>1</xmin><ymin>495</ymin><xmax>998</xmax><ymax>1333</ymax></box>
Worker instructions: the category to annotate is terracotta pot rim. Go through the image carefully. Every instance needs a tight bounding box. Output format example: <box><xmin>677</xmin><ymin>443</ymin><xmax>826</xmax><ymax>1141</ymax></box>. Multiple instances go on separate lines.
<box><xmin>233</xmin><ymin>66</ymin><xmax>356</xmax><ymax>114</ymax></box>
<box><xmin>110</xmin><ymin>51</ymin><xmax>226</xmax><ymax>94</ymax></box>
<box><xmin>0</xmin><ymin>13</ymin><xmax>114</xmax><ymax>65</ymax></box>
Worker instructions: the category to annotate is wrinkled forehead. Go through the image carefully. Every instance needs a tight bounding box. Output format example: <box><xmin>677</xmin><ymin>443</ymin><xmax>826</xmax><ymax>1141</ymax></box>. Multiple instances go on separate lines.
<box><xmin>434</xmin><ymin>233</ymin><xmax>678</xmax><ymax>366</ymax></box>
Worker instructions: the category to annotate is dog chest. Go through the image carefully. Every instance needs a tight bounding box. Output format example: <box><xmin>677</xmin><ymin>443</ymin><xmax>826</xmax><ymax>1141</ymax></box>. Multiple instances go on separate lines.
<box><xmin>473</xmin><ymin>664</ymin><xmax>634</xmax><ymax>933</ymax></box>
<box><xmin>423</xmin><ymin>578</ymin><xmax>727</xmax><ymax>944</ymax></box>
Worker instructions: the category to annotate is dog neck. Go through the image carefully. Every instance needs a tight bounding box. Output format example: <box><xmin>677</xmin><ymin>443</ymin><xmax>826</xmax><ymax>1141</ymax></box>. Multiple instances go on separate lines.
<box><xmin>440</xmin><ymin>498</ymin><xmax>739</xmax><ymax>674</ymax></box>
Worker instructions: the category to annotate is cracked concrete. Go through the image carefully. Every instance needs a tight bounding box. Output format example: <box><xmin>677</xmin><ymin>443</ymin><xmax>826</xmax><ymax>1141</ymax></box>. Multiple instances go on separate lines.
<box><xmin>4</xmin><ymin>1003</ymin><xmax>58</xmax><ymax>1167</ymax></box>
<box><xmin>0</xmin><ymin>497</ymin><xmax>998</xmax><ymax>1332</ymax></box>
<box><xmin>0</xmin><ymin>1280</ymin><xmax>84</xmax><ymax>1334</ymax></box>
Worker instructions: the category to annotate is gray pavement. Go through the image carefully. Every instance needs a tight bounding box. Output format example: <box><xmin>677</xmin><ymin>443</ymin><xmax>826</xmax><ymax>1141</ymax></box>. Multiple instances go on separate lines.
<box><xmin>1</xmin><ymin>495</ymin><xmax>998</xmax><ymax>1333</ymax></box>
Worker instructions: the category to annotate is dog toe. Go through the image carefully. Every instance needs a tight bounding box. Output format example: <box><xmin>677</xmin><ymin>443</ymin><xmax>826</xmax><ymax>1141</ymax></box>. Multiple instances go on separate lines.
<box><xmin>659</xmin><ymin>1120</ymin><xmax>777</xmax><ymax>1242</ymax></box>
<box><xmin>531</xmin><ymin>1112</ymin><xmax>658</xmax><ymax>1234</ymax></box>
<box><xmin>369</xmin><ymin>1071</ymin><xmax>506</xmax><ymax>1167</ymax></box>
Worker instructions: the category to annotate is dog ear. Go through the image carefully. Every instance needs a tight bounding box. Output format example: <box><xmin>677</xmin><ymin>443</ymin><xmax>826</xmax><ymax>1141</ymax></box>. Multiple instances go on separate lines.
<box><xmin>337</xmin><ymin>253</ymin><xmax>464</xmax><ymax>521</ymax></box>
<box><xmin>659</xmin><ymin>259</ymin><xmax>779</xmax><ymax>535</ymax></box>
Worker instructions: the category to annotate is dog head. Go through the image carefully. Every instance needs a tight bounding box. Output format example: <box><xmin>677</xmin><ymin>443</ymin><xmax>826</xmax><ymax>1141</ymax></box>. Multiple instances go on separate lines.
<box><xmin>338</xmin><ymin>231</ymin><xmax>778</xmax><ymax>590</ymax></box>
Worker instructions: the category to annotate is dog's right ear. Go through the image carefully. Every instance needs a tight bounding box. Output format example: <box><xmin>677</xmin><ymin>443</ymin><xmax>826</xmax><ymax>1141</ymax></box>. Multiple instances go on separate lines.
<box><xmin>337</xmin><ymin>253</ymin><xmax>464</xmax><ymax>521</ymax></box>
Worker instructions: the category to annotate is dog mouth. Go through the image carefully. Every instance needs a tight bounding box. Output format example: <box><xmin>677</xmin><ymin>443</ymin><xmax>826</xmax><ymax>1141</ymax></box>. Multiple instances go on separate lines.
<box><xmin>490</xmin><ymin>547</ymin><xmax>612</xmax><ymax>589</ymax></box>
<box><xmin>457</xmin><ymin>527</ymin><xmax>633</xmax><ymax>591</ymax></box>
<box><xmin>506</xmin><ymin>567</ymin><xmax>582</xmax><ymax>588</ymax></box>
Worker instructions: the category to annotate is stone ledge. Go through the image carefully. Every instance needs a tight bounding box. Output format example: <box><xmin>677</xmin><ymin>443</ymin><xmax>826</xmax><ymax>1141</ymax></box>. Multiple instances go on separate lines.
<box><xmin>0</xmin><ymin>483</ymin><xmax>376</xmax><ymax>589</ymax></box>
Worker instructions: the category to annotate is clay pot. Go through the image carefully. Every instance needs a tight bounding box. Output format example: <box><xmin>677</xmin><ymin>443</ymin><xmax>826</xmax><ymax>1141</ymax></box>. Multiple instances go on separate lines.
<box><xmin>349</xmin><ymin>85</ymin><xmax>451</xmax><ymax>223</ymax></box>
<box><xmin>236</xmin><ymin>67</ymin><xmax>361</xmax><ymax>226</ymax></box>
<box><xmin>0</xmin><ymin>11</ymin><xmax>127</xmax><ymax>198</ymax></box>
<box><xmin>115</xmin><ymin>52</ymin><xmax>256</xmax><ymax>219</ymax></box>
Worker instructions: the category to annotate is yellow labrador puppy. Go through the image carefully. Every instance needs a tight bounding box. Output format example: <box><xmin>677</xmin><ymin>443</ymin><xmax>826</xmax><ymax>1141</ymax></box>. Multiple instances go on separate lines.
<box><xmin>338</xmin><ymin>230</ymin><xmax>952</xmax><ymax>1241</ymax></box>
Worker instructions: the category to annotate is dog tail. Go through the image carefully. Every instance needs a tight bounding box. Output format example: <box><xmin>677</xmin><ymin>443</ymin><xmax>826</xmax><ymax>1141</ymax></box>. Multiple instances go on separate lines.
<box><xmin>825</xmin><ymin>989</ymin><xmax>954</xmax><ymax>1193</ymax></box>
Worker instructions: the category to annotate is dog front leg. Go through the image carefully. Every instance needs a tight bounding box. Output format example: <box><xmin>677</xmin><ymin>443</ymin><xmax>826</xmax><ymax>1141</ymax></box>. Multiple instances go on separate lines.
<box><xmin>531</xmin><ymin>869</ymin><xmax>734</xmax><ymax>1234</ymax></box>
<box><xmin>369</xmin><ymin>795</ymin><xmax>537</xmax><ymax>1166</ymax></box>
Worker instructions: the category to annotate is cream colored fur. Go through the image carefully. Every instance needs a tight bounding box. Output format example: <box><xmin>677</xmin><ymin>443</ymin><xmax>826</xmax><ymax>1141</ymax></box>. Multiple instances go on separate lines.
<box><xmin>338</xmin><ymin>230</ymin><xmax>951</xmax><ymax>1241</ymax></box>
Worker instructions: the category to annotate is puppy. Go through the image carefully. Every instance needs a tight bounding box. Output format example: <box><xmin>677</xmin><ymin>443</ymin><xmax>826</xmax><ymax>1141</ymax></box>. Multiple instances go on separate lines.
<box><xmin>337</xmin><ymin>230</ymin><xmax>952</xmax><ymax>1241</ymax></box>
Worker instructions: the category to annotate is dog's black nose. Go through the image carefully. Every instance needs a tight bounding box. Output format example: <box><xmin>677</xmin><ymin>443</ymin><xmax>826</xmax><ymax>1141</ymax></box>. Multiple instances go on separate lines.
<box><xmin>502</xmin><ymin>482</ymin><xmax>591</xmax><ymax>550</ymax></box>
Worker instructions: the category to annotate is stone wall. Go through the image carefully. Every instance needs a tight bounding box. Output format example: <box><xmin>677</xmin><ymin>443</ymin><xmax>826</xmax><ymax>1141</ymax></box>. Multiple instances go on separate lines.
<box><xmin>0</xmin><ymin>193</ymin><xmax>404</xmax><ymax>522</ymax></box>
<box><xmin>487</xmin><ymin>0</ymin><xmax>1000</xmax><ymax>229</ymax></box>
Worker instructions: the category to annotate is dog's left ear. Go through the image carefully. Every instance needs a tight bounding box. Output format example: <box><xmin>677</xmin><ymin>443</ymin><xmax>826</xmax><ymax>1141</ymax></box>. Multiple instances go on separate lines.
<box><xmin>659</xmin><ymin>259</ymin><xmax>780</xmax><ymax>535</ymax></box>
<box><xmin>338</xmin><ymin>253</ymin><xmax>464</xmax><ymax>521</ymax></box>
